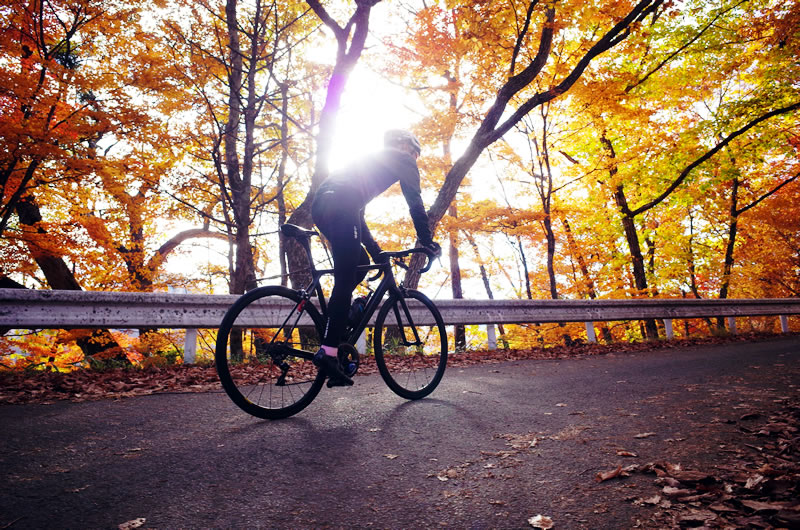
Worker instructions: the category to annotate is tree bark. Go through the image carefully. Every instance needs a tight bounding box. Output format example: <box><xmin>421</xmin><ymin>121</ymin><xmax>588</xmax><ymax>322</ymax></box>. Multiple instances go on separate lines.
<box><xmin>224</xmin><ymin>0</ymin><xmax>257</xmax><ymax>295</ymax></box>
<box><xmin>284</xmin><ymin>0</ymin><xmax>380</xmax><ymax>289</ymax></box>
<box><xmin>518</xmin><ymin>237</ymin><xmax>533</xmax><ymax>300</ymax></box>
<box><xmin>448</xmin><ymin>203</ymin><xmax>466</xmax><ymax>351</ymax></box>
<box><xmin>601</xmin><ymin>134</ymin><xmax>660</xmax><ymax>340</ymax></box>
<box><xmin>15</xmin><ymin>194</ymin><xmax>124</xmax><ymax>360</ymax></box>
<box><xmin>277</xmin><ymin>81</ymin><xmax>290</xmax><ymax>287</ymax></box>
<box><xmin>15</xmin><ymin>195</ymin><xmax>82</xmax><ymax>291</ymax></box>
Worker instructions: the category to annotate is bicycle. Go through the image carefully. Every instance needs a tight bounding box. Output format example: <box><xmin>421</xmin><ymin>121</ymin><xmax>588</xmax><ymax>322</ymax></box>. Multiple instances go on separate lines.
<box><xmin>214</xmin><ymin>223</ymin><xmax>448</xmax><ymax>419</ymax></box>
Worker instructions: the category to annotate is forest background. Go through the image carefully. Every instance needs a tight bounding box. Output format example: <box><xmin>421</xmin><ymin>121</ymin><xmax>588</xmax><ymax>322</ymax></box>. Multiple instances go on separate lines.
<box><xmin>1</xmin><ymin>0</ymin><xmax>798</xmax><ymax>370</ymax></box>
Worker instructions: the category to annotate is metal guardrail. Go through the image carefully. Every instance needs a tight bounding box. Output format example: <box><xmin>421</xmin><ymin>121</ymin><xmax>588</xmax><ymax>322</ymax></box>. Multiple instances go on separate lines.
<box><xmin>1</xmin><ymin>289</ymin><xmax>797</xmax><ymax>361</ymax></box>
<box><xmin>3</xmin><ymin>289</ymin><xmax>799</xmax><ymax>327</ymax></box>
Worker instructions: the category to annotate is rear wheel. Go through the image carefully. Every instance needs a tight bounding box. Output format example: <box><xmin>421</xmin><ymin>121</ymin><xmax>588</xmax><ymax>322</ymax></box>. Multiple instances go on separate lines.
<box><xmin>374</xmin><ymin>290</ymin><xmax>447</xmax><ymax>400</ymax></box>
<box><xmin>215</xmin><ymin>286</ymin><xmax>325</xmax><ymax>419</ymax></box>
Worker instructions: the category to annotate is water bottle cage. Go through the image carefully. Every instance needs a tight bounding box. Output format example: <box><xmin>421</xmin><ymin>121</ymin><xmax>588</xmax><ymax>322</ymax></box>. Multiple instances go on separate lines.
<box><xmin>348</xmin><ymin>296</ymin><xmax>368</xmax><ymax>326</ymax></box>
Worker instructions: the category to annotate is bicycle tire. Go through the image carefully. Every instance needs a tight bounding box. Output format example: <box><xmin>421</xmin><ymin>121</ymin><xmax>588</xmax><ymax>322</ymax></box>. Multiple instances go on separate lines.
<box><xmin>215</xmin><ymin>285</ymin><xmax>326</xmax><ymax>419</ymax></box>
<box><xmin>374</xmin><ymin>289</ymin><xmax>447</xmax><ymax>399</ymax></box>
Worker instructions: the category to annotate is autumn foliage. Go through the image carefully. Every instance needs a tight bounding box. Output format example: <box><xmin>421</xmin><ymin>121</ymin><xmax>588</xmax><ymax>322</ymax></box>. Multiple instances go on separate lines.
<box><xmin>1</xmin><ymin>0</ymin><xmax>798</xmax><ymax>370</ymax></box>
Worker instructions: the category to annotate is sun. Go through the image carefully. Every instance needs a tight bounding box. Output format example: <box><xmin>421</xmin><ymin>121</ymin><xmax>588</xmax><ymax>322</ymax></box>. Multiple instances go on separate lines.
<box><xmin>329</xmin><ymin>64</ymin><xmax>417</xmax><ymax>170</ymax></box>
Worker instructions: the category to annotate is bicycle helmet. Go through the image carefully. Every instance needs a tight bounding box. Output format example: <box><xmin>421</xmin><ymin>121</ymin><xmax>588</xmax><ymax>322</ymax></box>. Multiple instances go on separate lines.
<box><xmin>384</xmin><ymin>129</ymin><xmax>422</xmax><ymax>156</ymax></box>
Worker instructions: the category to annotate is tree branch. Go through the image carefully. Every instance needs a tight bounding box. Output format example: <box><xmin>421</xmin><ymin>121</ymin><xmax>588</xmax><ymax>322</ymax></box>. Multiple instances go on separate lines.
<box><xmin>510</xmin><ymin>0</ymin><xmax>540</xmax><ymax>76</ymax></box>
<box><xmin>631</xmin><ymin>101</ymin><xmax>800</xmax><ymax>216</ymax></box>
<box><xmin>737</xmin><ymin>170</ymin><xmax>800</xmax><ymax>216</ymax></box>
<box><xmin>625</xmin><ymin>0</ymin><xmax>749</xmax><ymax>92</ymax></box>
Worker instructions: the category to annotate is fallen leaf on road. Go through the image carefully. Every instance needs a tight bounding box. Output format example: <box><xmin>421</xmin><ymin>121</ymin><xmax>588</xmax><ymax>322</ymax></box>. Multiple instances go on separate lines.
<box><xmin>528</xmin><ymin>514</ymin><xmax>554</xmax><ymax>529</ymax></box>
<box><xmin>118</xmin><ymin>518</ymin><xmax>145</xmax><ymax>530</ymax></box>
<box><xmin>383</xmin><ymin>454</ymin><xmax>398</xmax><ymax>460</ymax></box>
<box><xmin>669</xmin><ymin>469</ymin><xmax>716</xmax><ymax>485</ymax></box>
<box><xmin>678</xmin><ymin>510</ymin><xmax>717</xmax><ymax>526</ymax></box>
<box><xmin>739</xmin><ymin>499</ymin><xmax>788</xmax><ymax>513</ymax></box>
<box><xmin>745</xmin><ymin>474</ymin><xmax>765</xmax><ymax>489</ymax></box>
<box><xmin>595</xmin><ymin>465</ymin><xmax>626</xmax><ymax>483</ymax></box>
<box><xmin>616</xmin><ymin>450</ymin><xmax>637</xmax><ymax>457</ymax></box>
<box><xmin>641</xmin><ymin>495</ymin><xmax>661</xmax><ymax>505</ymax></box>
<box><xmin>634</xmin><ymin>432</ymin><xmax>656</xmax><ymax>439</ymax></box>
<box><xmin>662</xmin><ymin>486</ymin><xmax>692</xmax><ymax>498</ymax></box>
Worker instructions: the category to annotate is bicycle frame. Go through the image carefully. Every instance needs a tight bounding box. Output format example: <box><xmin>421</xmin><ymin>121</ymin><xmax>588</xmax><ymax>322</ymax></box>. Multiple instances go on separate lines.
<box><xmin>285</xmin><ymin>225</ymin><xmax>426</xmax><ymax>351</ymax></box>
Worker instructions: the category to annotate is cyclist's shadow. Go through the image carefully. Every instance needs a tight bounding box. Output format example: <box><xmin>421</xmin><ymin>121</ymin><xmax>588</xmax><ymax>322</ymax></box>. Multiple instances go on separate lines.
<box><xmin>378</xmin><ymin>395</ymin><xmax>486</xmax><ymax>437</ymax></box>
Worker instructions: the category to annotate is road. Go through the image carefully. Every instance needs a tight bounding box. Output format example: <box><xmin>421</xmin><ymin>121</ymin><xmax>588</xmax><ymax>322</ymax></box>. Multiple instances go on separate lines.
<box><xmin>2</xmin><ymin>336</ymin><xmax>799</xmax><ymax>529</ymax></box>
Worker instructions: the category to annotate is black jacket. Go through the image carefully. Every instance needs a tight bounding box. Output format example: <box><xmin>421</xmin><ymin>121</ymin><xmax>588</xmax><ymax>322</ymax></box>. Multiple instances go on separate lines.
<box><xmin>317</xmin><ymin>148</ymin><xmax>434</xmax><ymax>254</ymax></box>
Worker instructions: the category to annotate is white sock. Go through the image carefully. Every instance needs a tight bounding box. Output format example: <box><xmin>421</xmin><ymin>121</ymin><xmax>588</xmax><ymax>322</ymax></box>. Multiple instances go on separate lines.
<box><xmin>321</xmin><ymin>344</ymin><xmax>338</xmax><ymax>357</ymax></box>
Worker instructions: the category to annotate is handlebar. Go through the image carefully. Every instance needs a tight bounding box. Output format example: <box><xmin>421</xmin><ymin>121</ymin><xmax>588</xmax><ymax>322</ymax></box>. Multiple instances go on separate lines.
<box><xmin>381</xmin><ymin>246</ymin><xmax>440</xmax><ymax>274</ymax></box>
<box><xmin>279</xmin><ymin>224</ymin><xmax>440</xmax><ymax>280</ymax></box>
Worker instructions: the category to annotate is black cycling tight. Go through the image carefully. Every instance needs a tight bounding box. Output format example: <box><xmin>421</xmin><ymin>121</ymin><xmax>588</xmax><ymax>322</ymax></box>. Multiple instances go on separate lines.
<box><xmin>311</xmin><ymin>188</ymin><xmax>369</xmax><ymax>347</ymax></box>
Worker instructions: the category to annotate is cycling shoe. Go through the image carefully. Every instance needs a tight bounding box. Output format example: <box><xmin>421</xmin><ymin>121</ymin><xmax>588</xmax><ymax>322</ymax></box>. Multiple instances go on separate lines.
<box><xmin>313</xmin><ymin>349</ymin><xmax>353</xmax><ymax>387</ymax></box>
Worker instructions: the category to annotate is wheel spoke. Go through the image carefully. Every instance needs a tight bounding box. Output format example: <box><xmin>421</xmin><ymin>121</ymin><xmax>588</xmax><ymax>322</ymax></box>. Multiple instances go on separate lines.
<box><xmin>215</xmin><ymin>286</ymin><xmax>325</xmax><ymax>419</ymax></box>
<box><xmin>374</xmin><ymin>290</ymin><xmax>447</xmax><ymax>400</ymax></box>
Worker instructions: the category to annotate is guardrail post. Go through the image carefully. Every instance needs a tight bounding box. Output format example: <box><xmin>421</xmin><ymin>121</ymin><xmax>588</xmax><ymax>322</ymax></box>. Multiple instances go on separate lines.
<box><xmin>184</xmin><ymin>328</ymin><xmax>197</xmax><ymax>364</ymax></box>
<box><xmin>663</xmin><ymin>319</ymin><xmax>674</xmax><ymax>339</ymax></box>
<box><xmin>486</xmin><ymin>324</ymin><xmax>497</xmax><ymax>350</ymax></box>
<box><xmin>585</xmin><ymin>322</ymin><xmax>597</xmax><ymax>343</ymax></box>
<box><xmin>356</xmin><ymin>331</ymin><xmax>366</xmax><ymax>353</ymax></box>
<box><xmin>780</xmin><ymin>315</ymin><xmax>789</xmax><ymax>333</ymax></box>
<box><xmin>727</xmin><ymin>316</ymin><xmax>737</xmax><ymax>335</ymax></box>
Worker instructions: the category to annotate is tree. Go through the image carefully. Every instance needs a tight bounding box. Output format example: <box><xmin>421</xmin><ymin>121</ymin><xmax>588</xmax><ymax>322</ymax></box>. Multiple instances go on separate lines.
<box><xmin>1</xmin><ymin>0</ymin><xmax>110</xmax><ymax>284</ymax></box>
<box><xmin>402</xmin><ymin>0</ymin><xmax>666</xmax><ymax>288</ymax></box>
<box><xmin>162</xmin><ymin>0</ymin><xmax>319</xmax><ymax>294</ymax></box>
<box><xmin>284</xmin><ymin>0</ymin><xmax>381</xmax><ymax>288</ymax></box>
<box><xmin>558</xmin><ymin>0</ymin><xmax>799</xmax><ymax>337</ymax></box>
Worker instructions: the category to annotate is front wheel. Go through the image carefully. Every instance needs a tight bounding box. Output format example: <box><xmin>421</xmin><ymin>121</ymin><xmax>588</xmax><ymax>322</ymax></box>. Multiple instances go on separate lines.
<box><xmin>374</xmin><ymin>290</ymin><xmax>447</xmax><ymax>400</ymax></box>
<box><xmin>215</xmin><ymin>286</ymin><xmax>326</xmax><ymax>419</ymax></box>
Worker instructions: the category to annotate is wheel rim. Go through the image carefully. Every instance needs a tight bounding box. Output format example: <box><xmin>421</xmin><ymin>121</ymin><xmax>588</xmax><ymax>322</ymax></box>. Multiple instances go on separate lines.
<box><xmin>375</xmin><ymin>291</ymin><xmax>447</xmax><ymax>399</ymax></box>
<box><xmin>216</xmin><ymin>287</ymin><xmax>325</xmax><ymax>419</ymax></box>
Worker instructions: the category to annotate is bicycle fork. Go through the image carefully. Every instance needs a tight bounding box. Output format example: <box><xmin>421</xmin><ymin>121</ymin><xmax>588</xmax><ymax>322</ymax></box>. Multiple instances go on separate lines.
<box><xmin>391</xmin><ymin>294</ymin><xmax>423</xmax><ymax>348</ymax></box>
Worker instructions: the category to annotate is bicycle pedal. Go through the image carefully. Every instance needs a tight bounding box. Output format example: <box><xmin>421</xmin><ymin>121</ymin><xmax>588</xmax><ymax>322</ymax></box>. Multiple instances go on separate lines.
<box><xmin>337</xmin><ymin>343</ymin><xmax>360</xmax><ymax>377</ymax></box>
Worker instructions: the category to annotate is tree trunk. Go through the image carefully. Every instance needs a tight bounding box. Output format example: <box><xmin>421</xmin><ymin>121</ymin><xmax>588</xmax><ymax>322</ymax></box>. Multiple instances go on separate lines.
<box><xmin>716</xmin><ymin>176</ymin><xmax>739</xmax><ymax>331</ymax></box>
<box><xmin>543</xmin><ymin>214</ymin><xmax>558</xmax><ymax>300</ymax></box>
<box><xmin>15</xmin><ymin>196</ymin><xmax>82</xmax><ymax>291</ymax></box>
<box><xmin>224</xmin><ymin>0</ymin><xmax>257</xmax><ymax>295</ymax></box>
<box><xmin>284</xmin><ymin>0</ymin><xmax>380</xmax><ymax>289</ymax></box>
<box><xmin>518</xmin><ymin>237</ymin><xmax>533</xmax><ymax>300</ymax></box>
<box><xmin>562</xmin><ymin>218</ymin><xmax>612</xmax><ymax>342</ymax></box>
<box><xmin>466</xmin><ymin>233</ymin><xmax>508</xmax><ymax>348</ymax></box>
<box><xmin>16</xmin><ymin>194</ymin><xmax>124</xmax><ymax>361</ymax></box>
<box><xmin>448</xmin><ymin>203</ymin><xmax>466</xmax><ymax>351</ymax></box>
<box><xmin>602</xmin><ymin>134</ymin><xmax>659</xmax><ymax>340</ymax></box>
<box><xmin>277</xmin><ymin>81</ymin><xmax>290</xmax><ymax>287</ymax></box>
<box><xmin>613</xmin><ymin>188</ymin><xmax>659</xmax><ymax>339</ymax></box>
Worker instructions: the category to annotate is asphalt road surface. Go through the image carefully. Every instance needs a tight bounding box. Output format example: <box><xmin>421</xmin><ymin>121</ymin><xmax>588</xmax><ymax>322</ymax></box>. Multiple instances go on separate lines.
<box><xmin>2</xmin><ymin>336</ymin><xmax>799</xmax><ymax>529</ymax></box>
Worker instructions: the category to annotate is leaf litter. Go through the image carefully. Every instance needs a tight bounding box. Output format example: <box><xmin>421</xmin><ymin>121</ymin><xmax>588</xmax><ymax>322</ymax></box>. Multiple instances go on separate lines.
<box><xmin>596</xmin><ymin>401</ymin><xmax>800</xmax><ymax>528</ymax></box>
<box><xmin>0</xmin><ymin>332</ymin><xmax>780</xmax><ymax>405</ymax></box>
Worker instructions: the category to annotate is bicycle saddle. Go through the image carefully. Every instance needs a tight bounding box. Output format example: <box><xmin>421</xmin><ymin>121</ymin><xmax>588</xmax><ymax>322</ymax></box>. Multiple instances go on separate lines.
<box><xmin>280</xmin><ymin>223</ymin><xmax>318</xmax><ymax>239</ymax></box>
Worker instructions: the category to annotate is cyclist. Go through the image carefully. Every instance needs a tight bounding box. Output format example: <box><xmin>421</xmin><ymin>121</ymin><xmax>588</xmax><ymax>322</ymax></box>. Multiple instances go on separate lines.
<box><xmin>311</xmin><ymin>129</ymin><xmax>441</xmax><ymax>386</ymax></box>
